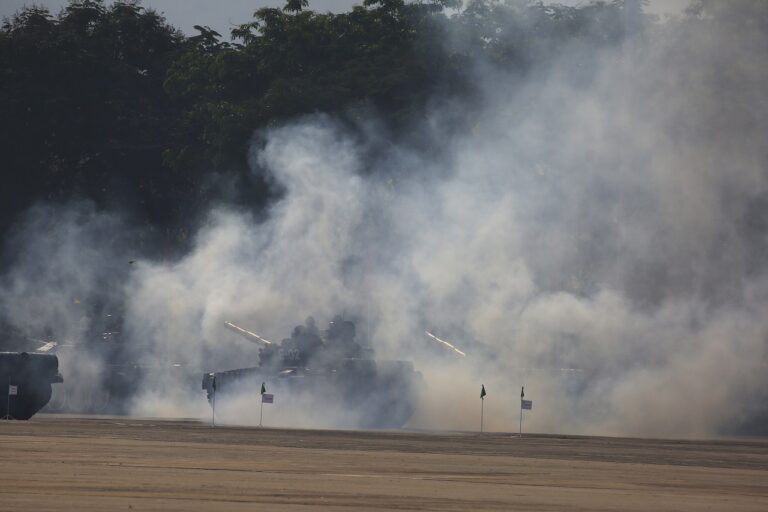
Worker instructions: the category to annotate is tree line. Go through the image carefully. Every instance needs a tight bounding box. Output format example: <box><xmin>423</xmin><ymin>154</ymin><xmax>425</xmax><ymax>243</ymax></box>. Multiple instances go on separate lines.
<box><xmin>0</xmin><ymin>0</ymin><xmax>730</xmax><ymax>257</ymax></box>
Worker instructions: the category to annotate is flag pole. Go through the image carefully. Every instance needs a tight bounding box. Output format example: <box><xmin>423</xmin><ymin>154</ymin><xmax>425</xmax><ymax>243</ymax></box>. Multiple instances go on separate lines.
<box><xmin>481</xmin><ymin>396</ymin><xmax>484</xmax><ymax>433</ymax></box>
<box><xmin>259</xmin><ymin>381</ymin><xmax>265</xmax><ymax>427</ymax></box>
<box><xmin>519</xmin><ymin>386</ymin><xmax>524</xmax><ymax>437</ymax></box>
<box><xmin>211</xmin><ymin>376</ymin><xmax>216</xmax><ymax>428</ymax></box>
<box><xmin>5</xmin><ymin>377</ymin><xmax>10</xmax><ymax>420</ymax></box>
<box><xmin>480</xmin><ymin>384</ymin><xmax>486</xmax><ymax>433</ymax></box>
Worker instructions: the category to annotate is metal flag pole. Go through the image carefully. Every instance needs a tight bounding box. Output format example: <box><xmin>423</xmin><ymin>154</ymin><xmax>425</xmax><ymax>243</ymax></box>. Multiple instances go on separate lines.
<box><xmin>259</xmin><ymin>382</ymin><xmax>265</xmax><ymax>427</ymax></box>
<box><xmin>4</xmin><ymin>376</ymin><xmax>18</xmax><ymax>420</ymax></box>
<box><xmin>480</xmin><ymin>384</ymin><xmax>486</xmax><ymax>433</ymax></box>
<box><xmin>211</xmin><ymin>376</ymin><xmax>216</xmax><ymax>428</ymax></box>
<box><xmin>4</xmin><ymin>377</ymin><xmax>10</xmax><ymax>420</ymax></box>
<box><xmin>519</xmin><ymin>386</ymin><xmax>525</xmax><ymax>436</ymax></box>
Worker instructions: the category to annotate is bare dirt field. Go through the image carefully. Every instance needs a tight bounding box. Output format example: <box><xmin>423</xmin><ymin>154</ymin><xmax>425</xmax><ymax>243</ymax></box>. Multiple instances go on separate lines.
<box><xmin>1</xmin><ymin>415</ymin><xmax>767</xmax><ymax>511</ymax></box>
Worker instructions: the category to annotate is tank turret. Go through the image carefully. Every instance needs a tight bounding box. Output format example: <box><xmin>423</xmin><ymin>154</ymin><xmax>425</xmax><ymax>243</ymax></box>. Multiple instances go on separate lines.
<box><xmin>202</xmin><ymin>316</ymin><xmax>421</xmax><ymax>428</ymax></box>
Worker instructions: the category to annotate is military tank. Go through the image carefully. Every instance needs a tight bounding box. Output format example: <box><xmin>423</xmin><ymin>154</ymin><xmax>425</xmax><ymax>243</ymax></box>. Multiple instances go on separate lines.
<box><xmin>0</xmin><ymin>352</ymin><xmax>63</xmax><ymax>420</ymax></box>
<box><xmin>202</xmin><ymin>316</ymin><xmax>421</xmax><ymax>428</ymax></box>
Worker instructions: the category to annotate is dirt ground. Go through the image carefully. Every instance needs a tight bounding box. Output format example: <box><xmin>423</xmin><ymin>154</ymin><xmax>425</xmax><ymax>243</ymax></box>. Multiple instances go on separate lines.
<box><xmin>1</xmin><ymin>415</ymin><xmax>766</xmax><ymax>511</ymax></box>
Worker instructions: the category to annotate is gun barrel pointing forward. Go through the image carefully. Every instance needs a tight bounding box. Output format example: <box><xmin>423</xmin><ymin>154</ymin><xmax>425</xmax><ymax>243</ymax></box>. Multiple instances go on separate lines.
<box><xmin>425</xmin><ymin>331</ymin><xmax>467</xmax><ymax>357</ymax></box>
<box><xmin>224</xmin><ymin>321</ymin><xmax>272</xmax><ymax>345</ymax></box>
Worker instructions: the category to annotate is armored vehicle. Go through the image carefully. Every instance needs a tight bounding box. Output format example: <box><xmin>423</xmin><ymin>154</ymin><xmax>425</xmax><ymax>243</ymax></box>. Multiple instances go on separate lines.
<box><xmin>0</xmin><ymin>352</ymin><xmax>63</xmax><ymax>420</ymax></box>
<box><xmin>202</xmin><ymin>316</ymin><xmax>421</xmax><ymax>428</ymax></box>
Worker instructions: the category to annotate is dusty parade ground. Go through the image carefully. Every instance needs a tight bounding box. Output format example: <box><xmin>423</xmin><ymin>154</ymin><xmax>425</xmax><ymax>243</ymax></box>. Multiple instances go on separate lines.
<box><xmin>1</xmin><ymin>415</ymin><xmax>767</xmax><ymax>511</ymax></box>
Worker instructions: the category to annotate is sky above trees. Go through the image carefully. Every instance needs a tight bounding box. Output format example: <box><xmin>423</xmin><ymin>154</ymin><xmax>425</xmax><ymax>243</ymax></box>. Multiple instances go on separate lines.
<box><xmin>0</xmin><ymin>0</ymin><xmax>358</xmax><ymax>36</ymax></box>
<box><xmin>1</xmin><ymin>0</ymin><xmax>688</xmax><ymax>38</ymax></box>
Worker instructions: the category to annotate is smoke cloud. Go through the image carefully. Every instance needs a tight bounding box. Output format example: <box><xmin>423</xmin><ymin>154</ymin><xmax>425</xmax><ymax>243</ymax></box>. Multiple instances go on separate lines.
<box><xmin>1</xmin><ymin>2</ymin><xmax>767</xmax><ymax>437</ymax></box>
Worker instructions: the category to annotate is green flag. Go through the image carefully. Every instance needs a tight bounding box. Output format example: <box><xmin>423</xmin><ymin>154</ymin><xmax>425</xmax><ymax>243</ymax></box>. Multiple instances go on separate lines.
<box><xmin>261</xmin><ymin>382</ymin><xmax>266</xmax><ymax>395</ymax></box>
<box><xmin>480</xmin><ymin>384</ymin><xmax>486</xmax><ymax>399</ymax></box>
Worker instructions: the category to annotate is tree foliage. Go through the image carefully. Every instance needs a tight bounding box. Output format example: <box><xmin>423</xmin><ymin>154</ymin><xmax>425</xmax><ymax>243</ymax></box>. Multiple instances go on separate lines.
<box><xmin>0</xmin><ymin>0</ymin><xmax>184</xmax><ymax>245</ymax></box>
<box><xmin>1</xmin><ymin>0</ymin><xmax>662</xmax><ymax>256</ymax></box>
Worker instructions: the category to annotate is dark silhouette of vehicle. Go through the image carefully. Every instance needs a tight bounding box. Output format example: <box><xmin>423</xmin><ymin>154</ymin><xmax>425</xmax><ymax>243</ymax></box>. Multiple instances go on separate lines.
<box><xmin>202</xmin><ymin>316</ymin><xmax>421</xmax><ymax>428</ymax></box>
<box><xmin>0</xmin><ymin>352</ymin><xmax>63</xmax><ymax>420</ymax></box>
<box><xmin>41</xmin><ymin>314</ymin><xmax>139</xmax><ymax>414</ymax></box>
<box><xmin>42</xmin><ymin>314</ymin><xmax>197</xmax><ymax>415</ymax></box>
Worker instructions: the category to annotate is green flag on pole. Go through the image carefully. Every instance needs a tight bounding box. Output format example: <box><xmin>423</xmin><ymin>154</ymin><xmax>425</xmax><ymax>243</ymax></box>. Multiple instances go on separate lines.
<box><xmin>261</xmin><ymin>382</ymin><xmax>266</xmax><ymax>395</ymax></box>
<box><xmin>480</xmin><ymin>384</ymin><xmax>486</xmax><ymax>399</ymax></box>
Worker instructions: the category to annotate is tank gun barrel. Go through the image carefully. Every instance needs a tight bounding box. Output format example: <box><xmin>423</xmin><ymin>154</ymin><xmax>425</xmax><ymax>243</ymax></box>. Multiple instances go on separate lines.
<box><xmin>224</xmin><ymin>321</ymin><xmax>272</xmax><ymax>345</ymax></box>
<box><xmin>34</xmin><ymin>341</ymin><xmax>57</xmax><ymax>353</ymax></box>
<box><xmin>425</xmin><ymin>331</ymin><xmax>467</xmax><ymax>357</ymax></box>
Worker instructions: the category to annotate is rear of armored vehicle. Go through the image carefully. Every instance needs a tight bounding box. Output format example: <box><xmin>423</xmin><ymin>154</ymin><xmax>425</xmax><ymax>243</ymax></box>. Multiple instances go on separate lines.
<box><xmin>0</xmin><ymin>352</ymin><xmax>63</xmax><ymax>419</ymax></box>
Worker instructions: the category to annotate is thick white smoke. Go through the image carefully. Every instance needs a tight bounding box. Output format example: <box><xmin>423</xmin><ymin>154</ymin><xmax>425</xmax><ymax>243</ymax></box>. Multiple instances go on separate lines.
<box><xmin>2</xmin><ymin>2</ymin><xmax>766</xmax><ymax>436</ymax></box>
<box><xmin>0</xmin><ymin>203</ymin><xmax>135</xmax><ymax>411</ymax></box>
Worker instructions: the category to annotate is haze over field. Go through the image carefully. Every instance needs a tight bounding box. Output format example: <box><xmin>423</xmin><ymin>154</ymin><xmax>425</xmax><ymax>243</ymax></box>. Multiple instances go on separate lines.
<box><xmin>1</xmin><ymin>1</ymin><xmax>766</xmax><ymax>437</ymax></box>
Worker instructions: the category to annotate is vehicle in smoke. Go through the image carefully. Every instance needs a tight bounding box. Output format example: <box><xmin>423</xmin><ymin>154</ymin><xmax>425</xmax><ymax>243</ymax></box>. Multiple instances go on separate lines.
<box><xmin>0</xmin><ymin>352</ymin><xmax>63</xmax><ymax>420</ymax></box>
<box><xmin>39</xmin><ymin>314</ymin><xmax>135</xmax><ymax>413</ymax></box>
<box><xmin>202</xmin><ymin>316</ymin><xmax>422</xmax><ymax>428</ymax></box>
<box><xmin>40</xmin><ymin>314</ymin><xmax>197</xmax><ymax>415</ymax></box>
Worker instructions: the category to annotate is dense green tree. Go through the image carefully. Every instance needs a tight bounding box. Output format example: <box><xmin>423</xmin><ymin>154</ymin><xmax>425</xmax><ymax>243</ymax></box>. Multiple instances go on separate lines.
<box><xmin>1</xmin><ymin>0</ymin><xmax>660</xmax><ymax>258</ymax></box>
<box><xmin>283</xmin><ymin>0</ymin><xmax>310</xmax><ymax>13</ymax></box>
<box><xmin>0</xmin><ymin>0</ymin><xmax>186</xmax><ymax>249</ymax></box>
<box><xmin>164</xmin><ymin>0</ymin><xmax>468</xmax><ymax>176</ymax></box>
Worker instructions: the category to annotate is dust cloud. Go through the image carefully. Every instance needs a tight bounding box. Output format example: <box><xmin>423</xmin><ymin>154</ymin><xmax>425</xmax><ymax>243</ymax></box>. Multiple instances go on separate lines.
<box><xmin>1</xmin><ymin>1</ymin><xmax>766</xmax><ymax>437</ymax></box>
